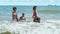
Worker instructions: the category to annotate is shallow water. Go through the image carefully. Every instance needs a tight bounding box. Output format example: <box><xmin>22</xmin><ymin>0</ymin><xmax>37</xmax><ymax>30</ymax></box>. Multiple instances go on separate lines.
<box><xmin>0</xmin><ymin>6</ymin><xmax>60</xmax><ymax>34</ymax></box>
<box><xmin>0</xmin><ymin>19</ymin><xmax>60</xmax><ymax>34</ymax></box>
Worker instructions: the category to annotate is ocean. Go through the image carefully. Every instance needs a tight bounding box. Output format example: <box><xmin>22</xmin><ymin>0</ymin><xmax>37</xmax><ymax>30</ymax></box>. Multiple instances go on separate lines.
<box><xmin>0</xmin><ymin>6</ymin><xmax>60</xmax><ymax>34</ymax></box>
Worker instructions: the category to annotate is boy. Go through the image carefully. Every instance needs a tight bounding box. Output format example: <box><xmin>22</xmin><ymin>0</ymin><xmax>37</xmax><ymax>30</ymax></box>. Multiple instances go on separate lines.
<box><xmin>19</xmin><ymin>13</ymin><xmax>26</xmax><ymax>21</ymax></box>
<box><xmin>12</xmin><ymin>7</ymin><xmax>18</xmax><ymax>21</ymax></box>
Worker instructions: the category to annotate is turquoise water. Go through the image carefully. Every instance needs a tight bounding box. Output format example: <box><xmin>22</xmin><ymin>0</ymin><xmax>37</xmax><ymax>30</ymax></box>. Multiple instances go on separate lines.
<box><xmin>0</xmin><ymin>6</ymin><xmax>60</xmax><ymax>34</ymax></box>
<box><xmin>0</xmin><ymin>6</ymin><xmax>60</xmax><ymax>21</ymax></box>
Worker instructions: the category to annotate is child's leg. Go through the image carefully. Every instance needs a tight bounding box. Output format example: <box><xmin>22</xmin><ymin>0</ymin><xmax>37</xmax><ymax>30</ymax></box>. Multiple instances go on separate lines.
<box><xmin>33</xmin><ymin>17</ymin><xmax>37</xmax><ymax>22</ymax></box>
<box><xmin>37</xmin><ymin>18</ymin><xmax>40</xmax><ymax>23</ymax></box>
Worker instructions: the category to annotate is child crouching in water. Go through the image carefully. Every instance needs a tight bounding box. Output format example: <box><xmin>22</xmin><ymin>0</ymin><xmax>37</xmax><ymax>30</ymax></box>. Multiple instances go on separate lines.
<box><xmin>19</xmin><ymin>13</ymin><xmax>26</xmax><ymax>21</ymax></box>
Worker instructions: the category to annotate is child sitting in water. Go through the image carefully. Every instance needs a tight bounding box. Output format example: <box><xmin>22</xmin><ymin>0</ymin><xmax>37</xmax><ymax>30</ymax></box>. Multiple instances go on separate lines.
<box><xmin>32</xmin><ymin>6</ymin><xmax>40</xmax><ymax>23</ymax></box>
<box><xmin>19</xmin><ymin>13</ymin><xmax>26</xmax><ymax>21</ymax></box>
<box><xmin>12</xmin><ymin>7</ymin><xmax>18</xmax><ymax>21</ymax></box>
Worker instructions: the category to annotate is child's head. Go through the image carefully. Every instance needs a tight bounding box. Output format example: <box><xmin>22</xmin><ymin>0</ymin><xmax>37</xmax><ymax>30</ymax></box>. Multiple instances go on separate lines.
<box><xmin>13</xmin><ymin>7</ymin><xmax>17</xmax><ymax>11</ymax></box>
<box><xmin>22</xmin><ymin>13</ymin><xmax>25</xmax><ymax>16</ymax></box>
<box><xmin>33</xmin><ymin>6</ymin><xmax>37</xmax><ymax>11</ymax></box>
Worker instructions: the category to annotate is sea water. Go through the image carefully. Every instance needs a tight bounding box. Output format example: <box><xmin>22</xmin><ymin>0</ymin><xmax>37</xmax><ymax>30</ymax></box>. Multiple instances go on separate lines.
<box><xmin>0</xmin><ymin>6</ymin><xmax>60</xmax><ymax>34</ymax></box>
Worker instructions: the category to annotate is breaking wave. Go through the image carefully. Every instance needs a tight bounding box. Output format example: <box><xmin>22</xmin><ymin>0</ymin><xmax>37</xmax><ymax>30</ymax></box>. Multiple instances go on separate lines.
<box><xmin>0</xmin><ymin>18</ymin><xmax>60</xmax><ymax>34</ymax></box>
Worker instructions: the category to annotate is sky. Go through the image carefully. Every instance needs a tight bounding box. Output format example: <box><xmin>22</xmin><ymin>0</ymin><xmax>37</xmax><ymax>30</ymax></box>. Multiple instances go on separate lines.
<box><xmin>0</xmin><ymin>0</ymin><xmax>60</xmax><ymax>6</ymax></box>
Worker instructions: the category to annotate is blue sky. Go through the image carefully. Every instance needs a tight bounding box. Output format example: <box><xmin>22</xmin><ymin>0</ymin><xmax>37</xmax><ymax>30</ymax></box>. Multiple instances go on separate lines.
<box><xmin>0</xmin><ymin>0</ymin><xmax>60</xmax><ymax>6</ymax></box>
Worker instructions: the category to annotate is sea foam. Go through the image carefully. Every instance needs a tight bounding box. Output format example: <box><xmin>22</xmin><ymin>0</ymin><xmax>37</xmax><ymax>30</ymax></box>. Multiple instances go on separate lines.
<box><xmin>0</xmin><ymin>19</ymin><xmax>60</xmax><ymax>34</ymax></box>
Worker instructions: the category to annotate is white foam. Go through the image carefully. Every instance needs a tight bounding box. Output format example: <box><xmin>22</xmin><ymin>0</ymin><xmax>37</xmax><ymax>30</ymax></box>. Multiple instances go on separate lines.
<box><xmin>0</xmin><ymin>19</ymin><xmax>60</xmax><ymax>34</ymax></box>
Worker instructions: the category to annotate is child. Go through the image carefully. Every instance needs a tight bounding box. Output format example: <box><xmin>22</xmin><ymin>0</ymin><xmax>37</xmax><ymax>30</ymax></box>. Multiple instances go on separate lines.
<box><xmin>32</xmin><ymin>6</ymin><xmax>40</xmax><ymax>23</ymax></box>
<box><xmin>12</xmin><ymin>7</ymin><xmax>18</xmax><ymax>21</ymax></box>
<box><xmin>19</xmin><ymin>13</ymin><xmax>26</xmax><ymax>21</ymax></box>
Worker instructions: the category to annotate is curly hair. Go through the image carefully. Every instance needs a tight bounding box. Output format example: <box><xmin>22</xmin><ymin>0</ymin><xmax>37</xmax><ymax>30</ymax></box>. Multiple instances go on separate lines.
<box><xmin>13</xmin><ymin>7</ymin><xmax>17</xmax><ymax>10</ymax></box>
<box><xmin>33</xmin><ymin>6</ymin><xmax>37</xmax><ymax>10</ymax></box>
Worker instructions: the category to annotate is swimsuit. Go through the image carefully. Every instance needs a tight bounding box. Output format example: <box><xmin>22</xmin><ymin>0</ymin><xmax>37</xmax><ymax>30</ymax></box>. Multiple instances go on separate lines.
<box><xmin>33</xmin><ymin>11</ymin><xmax>37</xmax><ymax>18</ymax></box>
<box><xmin>13</xmin><ymin>13</ymin><xmax>17</xmax><ymax>20</ymax></box>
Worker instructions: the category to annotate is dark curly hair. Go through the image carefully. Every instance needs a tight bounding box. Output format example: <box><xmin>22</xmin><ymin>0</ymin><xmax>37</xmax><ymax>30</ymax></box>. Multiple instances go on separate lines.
<box><xmin>33</xmin><ymin>6</ymin><xmax>37</xmax><ymax>10</ymax></box>
<box><xmin>13</xmin><ymin>7</ymin><xmax>17</xmax><ymax>10</ymax></box>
